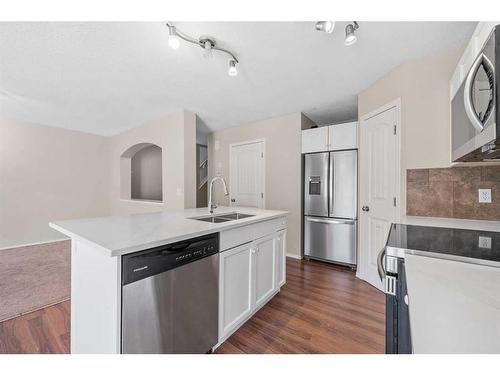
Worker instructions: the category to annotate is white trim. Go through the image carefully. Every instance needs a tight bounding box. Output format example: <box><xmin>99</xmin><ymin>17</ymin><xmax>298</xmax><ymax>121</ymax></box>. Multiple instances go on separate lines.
<box><xmin>229</xmin><ymin>138</ymin><xmax>266</xmax><ymax>209</ymax></box>
<box><xmin>0</xmin><ymin>237</ymin><xmax>69</xmax><ymax>251</ymax></box>
<box><xmin>286</xmin><ymin>253</ymin><xmax>302</xmax><ymax>260</ymax></box>
<box><xmin>357</xmin><ymin>98</ymin><xmax>402</xmax><ymax>282</ymax></box>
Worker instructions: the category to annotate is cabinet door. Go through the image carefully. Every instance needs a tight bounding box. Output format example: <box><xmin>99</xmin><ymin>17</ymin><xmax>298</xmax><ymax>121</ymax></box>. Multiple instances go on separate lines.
<box><xmin>328</xmin><ymin>122</ymin><xmax>358</xmax><ymax>151</ymax></box>
<box><xmin>302</xmin><ymin>127</ymin><xmax>329</xmax><ymax>153</ymax></box>
<box><xmin>276</xmin><ymin>230</ymin><xmax>287</xmax><ymax>287</ymax></box>
<box><xmin>253</xmin><ymin>234</ymin><xmax>277</xmax><ymax>309</ymax></box>
<box><xmin>219</xmin><ymin>243</ymin><xmax>253</xmax><ymax>341</ymax></box>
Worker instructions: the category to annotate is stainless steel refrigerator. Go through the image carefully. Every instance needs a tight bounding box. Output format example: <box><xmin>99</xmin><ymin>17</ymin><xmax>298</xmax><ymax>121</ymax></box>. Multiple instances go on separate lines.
<box><xmin>304</xmin><ymin>150</ymin><xmax>357</xmax><ymax>266</ymax></box>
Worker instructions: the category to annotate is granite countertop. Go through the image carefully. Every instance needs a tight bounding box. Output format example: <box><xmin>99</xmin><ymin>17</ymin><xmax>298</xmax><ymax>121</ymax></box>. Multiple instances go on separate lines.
<box><xmin>49</xmin><ymin>206</ymin><xmax>287</xmax><ymax>257</ymax></box>
<box><xmin>386</xmin><ymin>223</ymin><xmax>500</xmax><ymax>267</ymax></box>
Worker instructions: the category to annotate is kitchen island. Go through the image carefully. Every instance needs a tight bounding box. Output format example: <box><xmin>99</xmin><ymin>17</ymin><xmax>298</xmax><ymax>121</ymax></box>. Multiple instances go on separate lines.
<box><xmin>50</xmin><ymin>206</ymin><xmax>288</xmax><ymax>354</ymax></box>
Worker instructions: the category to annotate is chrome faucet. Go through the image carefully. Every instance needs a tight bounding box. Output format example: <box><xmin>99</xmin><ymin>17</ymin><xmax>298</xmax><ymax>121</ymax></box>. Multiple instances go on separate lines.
<box><xmin>208</xmin><ymin>176</ymin><xmax>229</xmax><ymax>214</ymax></box>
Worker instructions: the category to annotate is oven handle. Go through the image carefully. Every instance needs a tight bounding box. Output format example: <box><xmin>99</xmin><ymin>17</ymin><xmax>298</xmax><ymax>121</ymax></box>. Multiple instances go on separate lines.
<box><xmin>377</xmin><ymin>247</ymin><xmax>386</xmax><ymax>281</ymax></box>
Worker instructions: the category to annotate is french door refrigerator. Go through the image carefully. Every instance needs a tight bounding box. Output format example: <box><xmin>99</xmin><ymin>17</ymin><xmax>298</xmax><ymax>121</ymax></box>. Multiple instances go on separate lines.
<box><xmin>304</xmin><ymin>150</ymin><xmax>357</xmax><ymax>266</ymax></box>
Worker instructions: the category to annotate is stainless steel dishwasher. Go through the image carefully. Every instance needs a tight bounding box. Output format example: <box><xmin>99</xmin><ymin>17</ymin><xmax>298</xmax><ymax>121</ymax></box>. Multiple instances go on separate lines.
<box><xmin>121</xmin><ymin>233</ymin><xmax>219</xmax><ymax>354</ymax></box>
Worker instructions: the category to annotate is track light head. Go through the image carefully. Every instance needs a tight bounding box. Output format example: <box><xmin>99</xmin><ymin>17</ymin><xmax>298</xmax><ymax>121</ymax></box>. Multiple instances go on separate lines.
<box><xmin>344</xmin><ymin>21</ymin><xmax>359</xmax><ymax>46</ymax></box>
<box><xmin>167</xmin><ymin>24</ymin><xmax>180</xmax><ymax>49</ymax></box>
<box><xmin>315</xmin><ymin>21</ymin><xmax>335</xmax><ymax>34</ymax></box>
<box><xmin>228</xmin><ymin>60</ymin><xmax>238</xmax><ymax>77</ymax></box>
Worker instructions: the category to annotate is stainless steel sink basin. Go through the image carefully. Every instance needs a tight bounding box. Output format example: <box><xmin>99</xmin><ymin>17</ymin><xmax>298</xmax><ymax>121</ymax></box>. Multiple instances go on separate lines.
<box><xmin>189</xmin><ymin>212</ymin><xmax>255</xmax><ymax>223</ymax></box>
<box><xmin>216</xmin><ymin>213</ymin><xmax>254</xmax><ymax>220</ymax></box>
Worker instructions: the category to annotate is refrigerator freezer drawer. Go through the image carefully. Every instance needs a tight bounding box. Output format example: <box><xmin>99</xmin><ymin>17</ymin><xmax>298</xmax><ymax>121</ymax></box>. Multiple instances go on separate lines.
<box><xmin>304</xmin><ymin>216</ymin><xmax>356</xmax><ymax>265</ymax></box>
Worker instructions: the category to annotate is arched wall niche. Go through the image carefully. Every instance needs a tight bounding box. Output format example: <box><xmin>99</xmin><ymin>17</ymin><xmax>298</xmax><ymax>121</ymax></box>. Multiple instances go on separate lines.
<box><xmin>120</xmin><ymin>142</ymin><xmax>163</xmax><ymax>202</ymax></box>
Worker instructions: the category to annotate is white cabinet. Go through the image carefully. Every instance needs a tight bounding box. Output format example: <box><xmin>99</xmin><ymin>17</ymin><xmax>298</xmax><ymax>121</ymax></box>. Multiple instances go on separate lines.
<box><xmin>302</xmin><ymin>122</ymin><xmax>357</xmax><ymax>153</ymax></box>
<box><xmin>218</xmin><ymin>222</ymin><xmax>287</xmax><ymax>344</ymax></box>
<box><xmin>276</xmin><ymin>229</ymin><xmax>286</xmax><ymax>287</ymax></box>
<box><xmin>253</xmin><ymin>234</ymin><xmax>277</xmax><ymax>309</ymax></box>
<box><xmin>219</xmin><ymin>243</ymin><xmax>253</xmax><ymax>341</ymax></box>
<box><xmin>301</xmin><ymin>126</ymin><xmax>329</xmax><ymax>153</ymax></box>
<box><xmin>328</xmin><ymin>121</ymin><xmax>357</xmax><ymax>151</ymax></box>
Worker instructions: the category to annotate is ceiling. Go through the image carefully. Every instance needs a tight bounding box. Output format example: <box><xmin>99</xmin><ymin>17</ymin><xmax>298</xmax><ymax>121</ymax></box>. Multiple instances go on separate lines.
<box><xmin>0</xmin><ymin>22</ymin><xmax>476</xmax><ymax>136</ymax></box>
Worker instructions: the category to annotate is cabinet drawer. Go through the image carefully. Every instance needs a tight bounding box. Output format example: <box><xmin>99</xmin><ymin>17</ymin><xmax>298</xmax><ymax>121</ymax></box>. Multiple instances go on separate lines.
<box><xmin>220</xmin><ymin>217</ymin><xmax>287</xmax><ymax>251</ymax></box>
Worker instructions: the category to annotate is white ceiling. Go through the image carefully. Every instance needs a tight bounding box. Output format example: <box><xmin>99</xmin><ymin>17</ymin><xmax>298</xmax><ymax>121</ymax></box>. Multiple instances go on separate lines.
<box><xmin>0</xmin><ymin>22</ymin><xmax>476</xmax><ymax>136</ymax></box>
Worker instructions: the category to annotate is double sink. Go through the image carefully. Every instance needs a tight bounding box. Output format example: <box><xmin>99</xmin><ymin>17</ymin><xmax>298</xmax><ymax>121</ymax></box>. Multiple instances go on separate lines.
<box><xmin>190</xmin><ymin>212</ymin><xmax>254</xmax><ymax>224</ymax></box>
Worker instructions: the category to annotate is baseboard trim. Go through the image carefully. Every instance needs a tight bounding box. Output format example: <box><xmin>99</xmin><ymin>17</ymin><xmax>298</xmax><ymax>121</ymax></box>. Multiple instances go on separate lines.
<box><xmin>0</xmin><ymin>238</ymin><xmax>70</xmax><ymax>252</ymax></box>
<box><xmin>286</xmin><ymin>253</ymin><xmax>302</xmax><ymax>260</ymax></box>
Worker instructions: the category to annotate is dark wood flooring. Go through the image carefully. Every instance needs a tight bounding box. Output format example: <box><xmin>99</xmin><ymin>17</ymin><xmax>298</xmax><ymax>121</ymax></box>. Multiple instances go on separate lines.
<box><xmin>0</xmin><ymin>258</ymin><xmax>385</xmax><ymax>354</ymax></box>
<box><xmin>216</xmin><ymin>258</ymin><xmax>385</xmax><ymax>354</ymax></box>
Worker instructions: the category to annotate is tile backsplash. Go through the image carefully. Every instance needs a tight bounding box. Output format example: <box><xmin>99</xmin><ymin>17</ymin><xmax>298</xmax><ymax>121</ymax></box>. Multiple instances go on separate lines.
<box><xmin>407</xmin><ymin>166</ymin><xmax>500</xmax><ymax>221</ymax></box>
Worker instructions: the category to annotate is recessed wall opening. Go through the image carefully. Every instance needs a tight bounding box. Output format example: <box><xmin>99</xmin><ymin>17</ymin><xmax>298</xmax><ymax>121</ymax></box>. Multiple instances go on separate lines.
<box><xmin>120</xmin><ymin>143</ymin><xmax>163</xmax><ymax>202</ymax></box>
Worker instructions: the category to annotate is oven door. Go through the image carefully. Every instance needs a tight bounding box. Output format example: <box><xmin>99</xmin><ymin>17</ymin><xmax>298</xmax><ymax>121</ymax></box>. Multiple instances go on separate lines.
<box><xmin>451</xmin><ymin>27</ymin><xmax>497</xmax><ymax>162</ymax></box>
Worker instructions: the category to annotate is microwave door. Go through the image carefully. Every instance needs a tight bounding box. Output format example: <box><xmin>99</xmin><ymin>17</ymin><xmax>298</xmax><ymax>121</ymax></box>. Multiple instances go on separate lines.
<box><xmin>329</xmin><ymin>150</ymin><xmax>357</xmax><ymax>219</ymax></box>
<box><xmin>304</xmin><ymin>152</ymin><xmax>329</xmax><ymax>217</ymax></box>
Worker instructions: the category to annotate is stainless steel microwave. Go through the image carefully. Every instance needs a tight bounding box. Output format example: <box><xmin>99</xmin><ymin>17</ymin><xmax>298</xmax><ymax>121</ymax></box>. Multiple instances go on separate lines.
<box><xmin>451</xmin><ymin>26</ymin><xmax>499</xmax><ymax>162</ymax></box>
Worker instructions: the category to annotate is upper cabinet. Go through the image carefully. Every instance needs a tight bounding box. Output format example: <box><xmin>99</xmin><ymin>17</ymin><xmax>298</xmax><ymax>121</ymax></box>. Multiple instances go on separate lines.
<box><xmin>301</xmin><ymin>121</ymin><xmax>357</xmax><ymax>153</ymax></box>
<box><xmin>301</xmin><ymin>126</ymin><xmax>329</xmax><ymax>153</ymax></box>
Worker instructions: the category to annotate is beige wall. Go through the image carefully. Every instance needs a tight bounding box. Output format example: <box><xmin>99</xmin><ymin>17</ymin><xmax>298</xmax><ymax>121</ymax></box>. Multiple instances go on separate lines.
<box><xmin>109</xmin><ymin>110</ymin><xmax>196</xmax><ymax>216</ymax></box>
<box><xmin>358</xmin><ymin>45</ymin><xmax>464</xmax><ymax>215</ymax></box>
<box><xmin>208</xmin><ymin>112</ymin><xmax>305</xmax><ymax>258</ymax></box>
<box><xmin>1</xmin><ymin>110</ymin><xmax>197</xmax><ymax>249</ymax></box>
<box><xmin>0</xmin><ymin>120</ymin><xmax>111</xmax><ymax>248</ymax></box>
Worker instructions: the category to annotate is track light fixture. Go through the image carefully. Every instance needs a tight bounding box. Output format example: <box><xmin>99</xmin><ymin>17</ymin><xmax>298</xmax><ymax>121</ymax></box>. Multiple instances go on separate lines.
<box><xmin>344</xmin><ymin>21</ymin><xmax>359</xmax><ymax>46</ymax></box>
<box><xmin>166</xmin><ymin>23</ymin><xmax>239</xmax><ymax>77</ymax></box>
<box><xmin>315</xmin><ymin>21</ymin><xmax>335</xmax><ymax>33</ymax></box>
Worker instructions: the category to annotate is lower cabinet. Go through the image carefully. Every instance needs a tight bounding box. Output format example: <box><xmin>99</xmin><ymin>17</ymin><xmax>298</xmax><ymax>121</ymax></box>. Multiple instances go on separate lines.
<box><xmin>218</xmin><ymin>229</ymin><xmax>287</xmax><ymax>344</ymax></box>
<box><xmin>253</xmin><ymin>234</ymin><xmax>277</xmax><ymax>309</ymax></box>
<box><xmin>276</xmin><ymin>229</ymin><xmax>287</xmax><ymax>287</ymax></box>
<box><xmin>218</xmin><ymin>243</ymin><xmax>253</xmax><ymax>341</ymax></box>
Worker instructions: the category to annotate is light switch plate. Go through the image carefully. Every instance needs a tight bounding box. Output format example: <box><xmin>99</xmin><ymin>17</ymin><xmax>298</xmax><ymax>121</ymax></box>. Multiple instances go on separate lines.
<box><xmin>479</xmin><ymin>236</ymin><xmax>492</xmax><ymax>249</ymax></box>
<box><xmin>479</xmin><ymin>189</ymin><xmax>492</xmax><ymax>203</ymax></box>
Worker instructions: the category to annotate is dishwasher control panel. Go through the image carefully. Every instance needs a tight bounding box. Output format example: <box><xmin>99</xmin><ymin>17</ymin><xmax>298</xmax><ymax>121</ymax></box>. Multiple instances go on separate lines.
<box><xmin>122</xmin><ymin>233</ymin><xmax>219</xmax><ymax>285</ymax></box>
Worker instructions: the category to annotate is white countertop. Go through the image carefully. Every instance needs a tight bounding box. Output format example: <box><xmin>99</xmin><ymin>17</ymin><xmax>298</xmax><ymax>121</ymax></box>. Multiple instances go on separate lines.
<box><xmin>405</xmin><ymin>253</ymin><xmax>500</xmax><ymax>353</ymax></box>
<box><xmin>49</xmin><ymin>206</ymin><xmax>288</xmax><ymax>257</ymax></box>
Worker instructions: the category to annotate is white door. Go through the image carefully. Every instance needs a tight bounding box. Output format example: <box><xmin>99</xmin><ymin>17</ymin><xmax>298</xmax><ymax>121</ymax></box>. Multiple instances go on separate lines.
<box><xmin>218</xmin><ymin>243</ymin><xmax>253</xmax><ymax>341</ymax></box>
<box><xmin>229</xmin><ymin>140</ymin><xmax>265</xmax><ymax>208</ymax></box>
<box><xmin>358</xmin><ymin>101</ymin><xmax>400</xmax><ymax>290</ymax></box>
<box><xmin>252</xmin><ymin>234</ymin><xmax>277</xmax><ymax>309</ymax></box>
<box><xmin>276</xmin><ymin>229</ymin><xmax>287</xmax><ymax>287</ymax></box>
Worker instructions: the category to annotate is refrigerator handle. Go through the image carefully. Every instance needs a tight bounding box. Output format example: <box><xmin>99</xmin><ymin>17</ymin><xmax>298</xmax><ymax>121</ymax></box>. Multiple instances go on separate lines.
<box><xmin>329</xmin><ymin>153</ymin><xmax>334</xmax><ymax>216</ymax></box>
<box><xmin>305</xmin><ymin>217</ymin><xmax>355</xmax><ymax>225</ymax></box>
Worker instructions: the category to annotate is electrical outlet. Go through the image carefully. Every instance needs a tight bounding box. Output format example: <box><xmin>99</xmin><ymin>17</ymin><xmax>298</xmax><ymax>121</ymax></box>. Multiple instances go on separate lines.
<box><xmin>479</xmin><ymin>189</ymin><xmax>492</xmax><ymax>203</ymax></box>
<box><xmin>479</xmin><ymin>236</ymin><xmax>492</xmax><ymax>249</ymax></box>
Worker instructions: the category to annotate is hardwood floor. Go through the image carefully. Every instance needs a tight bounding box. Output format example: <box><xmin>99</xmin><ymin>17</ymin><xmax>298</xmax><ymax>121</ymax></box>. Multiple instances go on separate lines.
<box><xmin>0</xmin><ymin>258</ymin><xmax>385</xmax><ymax>354</ymax></box>
<box><xmin>0</xmin><ymin>300</ymin><xmax>70</xmax><ymax>354</ymax></box>
<box><xmin>216</xmin><ymin>258</ymin><xmax>385</xmax><ymax>354</ymax></box>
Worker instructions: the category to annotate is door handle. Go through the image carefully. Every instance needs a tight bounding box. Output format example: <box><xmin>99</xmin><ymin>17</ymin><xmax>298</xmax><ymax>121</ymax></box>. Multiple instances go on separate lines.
<box><xmin>362</xmin><ymin>206</ymin><xmax>370</xmax><ymax>212</ymax></box>
<box><xmin>306</xmin><ymin>217</ymin><xmax>355</xmax><ymax>225</ymax></box>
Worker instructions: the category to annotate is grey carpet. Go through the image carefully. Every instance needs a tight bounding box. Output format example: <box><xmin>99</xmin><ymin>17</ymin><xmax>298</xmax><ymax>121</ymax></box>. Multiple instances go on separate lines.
<box><xmin>0</xmin><ymin>240</ymin><xmax>70</xmax><ymax>322</ymax></box>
